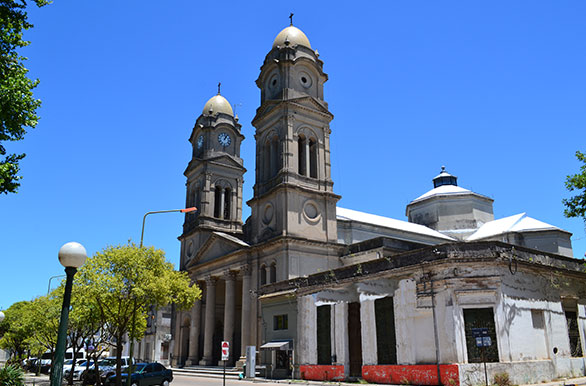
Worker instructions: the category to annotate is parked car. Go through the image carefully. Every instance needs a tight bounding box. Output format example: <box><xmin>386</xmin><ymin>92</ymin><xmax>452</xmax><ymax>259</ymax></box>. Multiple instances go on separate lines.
<box><xmin>103</xmin><ymin>362</ymin><xmax>173</xmax><ymax>386</ymax></box>
<box><xmin>99</xmin><ymin>357</ymin><xmax>135</xmax><ymax>383</ymax></box>
<box><xmin>39</xmin><ymin>359</ymin><xmax>52</xmax><ymax>374</ymax></box>
<box><xmin>63</xmin><ymin>358</ymin><xmax>87</xmax><ymax>375</ymax></box>
<box><xmin>65</xmin><ymin>359</ymin><xmax>106</xmax><ymax>381</ymax></box>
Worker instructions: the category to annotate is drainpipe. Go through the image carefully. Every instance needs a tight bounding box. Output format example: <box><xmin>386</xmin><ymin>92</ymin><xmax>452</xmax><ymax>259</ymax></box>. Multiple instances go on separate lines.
<box><xmin>429</xmin><ymin>274</ymin><xmax>442</xmax><ymax>385</ymax></box>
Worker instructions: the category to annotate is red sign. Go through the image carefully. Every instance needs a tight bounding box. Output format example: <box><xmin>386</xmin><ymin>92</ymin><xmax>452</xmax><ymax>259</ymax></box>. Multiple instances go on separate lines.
<box><xmin>221</xmin><ymin>341</ymin><xmax>229</xmax><ymax>360</ymax></box>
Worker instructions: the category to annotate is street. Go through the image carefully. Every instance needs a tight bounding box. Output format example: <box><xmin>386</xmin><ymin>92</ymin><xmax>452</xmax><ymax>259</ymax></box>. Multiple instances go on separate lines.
<box><xmin>171</xmin><ymin>375</ymin><xmax>294</xmax><ymax>386</ymax></box>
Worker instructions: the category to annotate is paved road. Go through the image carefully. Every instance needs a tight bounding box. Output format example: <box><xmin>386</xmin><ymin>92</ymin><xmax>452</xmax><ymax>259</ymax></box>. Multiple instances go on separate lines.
<box><xmin>171</xmin><ymin>374</ymin><xmax>289</xmax><ymax>386</ymax></box>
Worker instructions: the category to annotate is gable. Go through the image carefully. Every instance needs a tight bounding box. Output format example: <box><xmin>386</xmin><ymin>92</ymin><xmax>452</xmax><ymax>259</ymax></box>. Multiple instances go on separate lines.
<box><xmin>187</xmin><ymin>232</ymin><xmax>248</xmax><ymax>267</ymax></box>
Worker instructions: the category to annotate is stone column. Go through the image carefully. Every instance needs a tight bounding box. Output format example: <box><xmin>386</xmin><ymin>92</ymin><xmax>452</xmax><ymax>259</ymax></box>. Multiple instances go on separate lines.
<box><xmin>185</xmin><ymin>298</ymin><xmax>202</xmax><ymax>366</ymax></box>
<box><xmin>199</xmin><ymin>276</ymin><xmax>217</xmax><ymax>366</ymax></box>
<box><xmin>305</xmin><ymin>140</ymin><xmax>310</xmax><ymax>177</ymax></box>
<box><xmin>172</xmin><ymin>311</ymin><xmax>182</xmax><ymax>367</ymax></box>
<box><xmin>219</xmin><ymin>189</ymin><xmax>225</xmax><ymax>219</ymax></box>
<box><xmin>221</xmin><ymin>271</ymin><xmax>237</xmax><ymax>366</ymax></box>
<box><xmin>238</xmin><ymin>265</ymin><xmax>252</xmax><ymax>365</ymax></box>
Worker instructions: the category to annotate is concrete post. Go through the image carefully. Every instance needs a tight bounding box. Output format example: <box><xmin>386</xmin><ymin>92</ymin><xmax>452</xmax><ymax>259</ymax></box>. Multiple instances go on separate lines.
<box><xmin>221</xmin><ymin>271</ymin><xmax>237</xmax><ymax>366</ymax></box>
<box><xmin>172</xmin><ymin>311</ymin><xmax>182</xmax><ymax>367</ymax></box>
<box><xmin>186</xmin><ymin>298</ymin><xmax>202</xmax><ymax>366</ymax></box>
<box><xmin>199</xmin><ymin>276</ymin><xmax>217</xmax><ymax>365</ymax></box>
<box><xmin>238</xmin><ymin>265</ymin><xmax>252</xmax><ymax>365</ymax></box>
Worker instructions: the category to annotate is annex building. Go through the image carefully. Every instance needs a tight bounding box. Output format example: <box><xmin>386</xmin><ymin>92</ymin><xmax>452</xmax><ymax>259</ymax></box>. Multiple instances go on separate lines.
<box><xmin>170</xmin><ymin>24</ymin><xmax>586</xmax><ymax>385</ymax></box>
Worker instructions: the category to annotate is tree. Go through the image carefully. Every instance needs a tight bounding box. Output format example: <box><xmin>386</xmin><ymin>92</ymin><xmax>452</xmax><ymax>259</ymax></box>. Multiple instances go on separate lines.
<box><xmin>0</xmin><ymin>301</ymin><xmax>33</xmax><ymax>361</ymax></box>
<box><xmin>75</xmin><ymin>243</ymin><xmax>201</xmax><ymax>386</ymax></box>
<box><xmin>0</xmin><ymin>0</ymin><xmax>48</xmax><ymax>194</ymax></box>
<box><xmin>563</xmin><ymin>151</ymin><xmax>586</xmax><ymax>226</ymax></box>
<box><xmin>22</xmin><ymin>295</ymin><xmax>61</xmax><ymax>370</ymax></box>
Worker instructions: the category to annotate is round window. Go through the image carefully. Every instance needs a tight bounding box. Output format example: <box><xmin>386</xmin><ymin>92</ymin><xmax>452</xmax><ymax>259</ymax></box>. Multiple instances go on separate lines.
<box><xmin>299</xmin><ymin>71</ymin><xmax>312</xmax><ymax>88</ymax></box>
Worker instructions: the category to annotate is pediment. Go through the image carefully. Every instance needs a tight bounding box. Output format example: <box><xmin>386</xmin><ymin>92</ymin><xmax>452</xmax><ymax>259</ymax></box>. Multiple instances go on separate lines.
<box><xmin>206</xmin><ymin>153</ymin><xmax>245</xmax><ymax>168</ymax></box>
<box><xmin>187</xmin><ymin>232</ymin><xmax>249</xmax><ymax>268</ymax></box>
<box><xmin>289</xmin><ymin>96</ymin><xmax>332</xmax><ymax>116</ymax></box>
<box><xmin>254</xmin><ymin>97</ymin><xmax>332</xmax><ymax>123</ymax></box>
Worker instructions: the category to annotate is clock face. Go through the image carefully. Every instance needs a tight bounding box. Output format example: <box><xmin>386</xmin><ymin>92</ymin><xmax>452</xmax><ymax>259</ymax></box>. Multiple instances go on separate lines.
<box><xmin>197</xmin><ymin>135</ymin><xmax>204</xmax><ymax>149</ymax></box>
<box><xmin>218</xmin><ymin>133</ymin><xmax>231</xmax><ymax>147</ymax></box>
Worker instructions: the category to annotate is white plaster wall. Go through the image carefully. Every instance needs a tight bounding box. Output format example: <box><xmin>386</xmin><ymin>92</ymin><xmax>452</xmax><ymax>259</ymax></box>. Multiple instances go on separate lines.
<box><xmin>296</xmin><ymin>295</ymin><xmax>317</xmax><ymax>365</ymax></box>
<box><xmin>501</xmin><ymin>296</ymin><xmax>549</xmax><ymax>360</ymax></box>
<box><xmin>459</xmin><ymin>361</ymin><xmax>554</xmax><ymax>386</ymax></box>
<box><xmin>334</xmin><ymin>303</ymin><xmax>349</xmax><ymax>376</ymax></box>
<box><xmin>360</xmin><ymin>299</ymin><xmax>377</xmax><ymax>365</ymax></box>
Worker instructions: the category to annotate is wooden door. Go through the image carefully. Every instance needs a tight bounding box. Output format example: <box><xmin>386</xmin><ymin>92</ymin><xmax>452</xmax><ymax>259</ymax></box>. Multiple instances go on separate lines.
<box><xmin>347</xmin><ymin>302</ymin><xmax>363</xmax><ymax>377</ymax></box>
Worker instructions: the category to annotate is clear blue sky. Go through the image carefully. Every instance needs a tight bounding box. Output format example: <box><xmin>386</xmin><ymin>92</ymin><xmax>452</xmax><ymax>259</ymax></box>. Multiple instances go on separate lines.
<box><xmin>1</xmin><ymin>1</ymin><xmax>585</xmax><ymax>309</ymax></box>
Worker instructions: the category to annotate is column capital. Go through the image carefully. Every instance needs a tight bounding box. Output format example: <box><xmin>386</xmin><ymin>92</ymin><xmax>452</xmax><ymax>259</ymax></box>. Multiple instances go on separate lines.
<box><xmin>223</xmin><ymin>270</ymin><xmax>237</xmax><ymax>281</ymax></box>
<box><xmin>240</xmin><ymin>264</ymin><xmax>252</xmax><ymax>276</ymax></box>
<box><xmin>205</xmin><ymin>275</ymin><xmax>218</xmax><ymax>286</ymax></box>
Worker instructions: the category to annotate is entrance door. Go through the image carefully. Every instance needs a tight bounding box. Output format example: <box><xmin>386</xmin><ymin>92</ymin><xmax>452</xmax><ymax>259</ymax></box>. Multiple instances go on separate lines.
<box><xmin>347</xmin><ymin>302</ymin><xmax>363</xmax><ymax>377</ymax></box>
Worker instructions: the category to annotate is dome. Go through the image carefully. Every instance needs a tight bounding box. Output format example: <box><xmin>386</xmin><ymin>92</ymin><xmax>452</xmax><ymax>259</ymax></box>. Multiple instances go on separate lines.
<box><xmin>202</xmin><ymin>94</ymin><xmax>233</xmax><ymax>117</ymax></box>
<box><xmin>272</xmin><ymin>26</ymin><xmax>312</xmax><ymax>49</ymax></box>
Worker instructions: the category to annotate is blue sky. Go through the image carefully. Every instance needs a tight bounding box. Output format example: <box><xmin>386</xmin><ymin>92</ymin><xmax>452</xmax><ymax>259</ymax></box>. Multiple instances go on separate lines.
<box><xmin>1</xmin><ymin>1</ymin><xmax>585</xmax><ymax>309</ymax></box>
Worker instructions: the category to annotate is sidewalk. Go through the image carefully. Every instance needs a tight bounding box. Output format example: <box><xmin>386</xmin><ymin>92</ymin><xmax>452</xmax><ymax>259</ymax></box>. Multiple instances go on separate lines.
<box><xmin>21</xmin><ymin>372</ymin><xmax>586</xmax><ymax>386</ymax></box>
<box><xmin>24</xmin><ymin>373</ymin><xmax>50</xmax><ymax>386</ymax></box>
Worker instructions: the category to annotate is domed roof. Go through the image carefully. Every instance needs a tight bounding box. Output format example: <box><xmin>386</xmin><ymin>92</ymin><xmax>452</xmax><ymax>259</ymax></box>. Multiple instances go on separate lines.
<box><xmin>272</xmin><ymin>26</ymin><xmax>312</xmax><ymax>49</ymax></box>
<box><xmin>202</xmin><ymin>94</ymin><xmax>233</xmax><ymax>117</ymax></box>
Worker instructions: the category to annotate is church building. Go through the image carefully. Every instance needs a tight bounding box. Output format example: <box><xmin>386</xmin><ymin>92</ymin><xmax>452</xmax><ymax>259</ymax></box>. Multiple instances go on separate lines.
<box><xmin>171</xmin><ymin>23</ymin><xmax>586</xmax><ymax>385</ymax></box>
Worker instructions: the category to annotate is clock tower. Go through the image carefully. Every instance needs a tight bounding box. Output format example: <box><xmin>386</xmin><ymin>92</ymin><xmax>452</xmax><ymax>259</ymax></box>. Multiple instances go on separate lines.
<box><xmin>247</xmin><ymin>24</ymin><xmax>340</xmax><ymax>244</ymax></box>
<box><xmin>180</xmin><ymin>91</ymin><xmax>246</xmax><ymax>269</ymax></box>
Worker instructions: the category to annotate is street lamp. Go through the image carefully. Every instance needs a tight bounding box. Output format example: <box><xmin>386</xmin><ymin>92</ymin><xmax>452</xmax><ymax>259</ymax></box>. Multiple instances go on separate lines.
<box><xmin>139</xmin><ymin>207</ymin><xmax>197</xmax><ymax>247</ymax></box>
<box><xmin>125</xmin><ymin>207</ymin><xmax>197</xmax><ymax>386</ymax></box>
<box><xmin>51</xmin><ymin>242</ymin><xmax>87</xmax><ymax>386</ymax></box>
<box><xmin>0</xmin><ymin>310</ymin><xmax>5</xmax><ymax>322</ymax></box>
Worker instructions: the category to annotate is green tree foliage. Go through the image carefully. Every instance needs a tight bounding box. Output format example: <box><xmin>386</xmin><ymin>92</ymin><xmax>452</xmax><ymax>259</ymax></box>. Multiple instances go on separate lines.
<box><xmin>75</xmin><ymin>243</ymin><xmax>201</xmax><ymax>386</ymax></box>
<box><xmin>0</xmin><ymin>301</ymin><xmax>32</xmax><ymax>360</ymax></box>
<box><xmin>22</xmin><ymin>294</ymin><xmax>61</xmax><ymax>364</ymax></box>
<box><xmin>0</xmin><ymin>0</ymin><xmax>48</xmax><ymax>194</ymax></box>
<box><xmin>563</xmin><ymin>151</ymin><xmax>586</xmax><ymax>225</ymax></box>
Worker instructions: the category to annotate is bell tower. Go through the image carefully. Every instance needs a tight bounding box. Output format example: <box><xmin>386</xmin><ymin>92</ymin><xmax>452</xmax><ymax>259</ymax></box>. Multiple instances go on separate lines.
<box><xmin>180</xmin><ymin>89</ymin><xmax>246</xmax><ymax>268</ymax></box>
<box><xmin>247</xmin><ymin>24</ymin><xmax>340</xmax><ymax>244</ymax></box>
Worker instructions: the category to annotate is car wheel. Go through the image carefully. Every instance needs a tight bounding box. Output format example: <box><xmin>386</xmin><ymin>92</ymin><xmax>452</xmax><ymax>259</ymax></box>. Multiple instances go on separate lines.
<box><xmin>161</xmin><ymin>380</ymin><xmax>170</xmax><ymax>386</ymax></box>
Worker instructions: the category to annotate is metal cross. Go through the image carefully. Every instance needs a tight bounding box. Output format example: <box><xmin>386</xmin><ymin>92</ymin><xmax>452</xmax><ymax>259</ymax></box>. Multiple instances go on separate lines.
<box><xmin>289</xmin><ymin>13</ymin><xmax>294</xmax><ymax>26</ymax></box>
<box><xmin>217</xmin><ymin>82</ymin><xmax>221</xmax><ymax>94</ymax></box>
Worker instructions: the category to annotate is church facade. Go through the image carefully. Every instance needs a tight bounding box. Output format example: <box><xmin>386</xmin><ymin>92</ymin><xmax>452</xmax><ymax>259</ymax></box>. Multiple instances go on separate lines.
<box><xmin>170</xmin><ymin>24</ymin><xmax>586</xmax><ymax>385</ymax></box>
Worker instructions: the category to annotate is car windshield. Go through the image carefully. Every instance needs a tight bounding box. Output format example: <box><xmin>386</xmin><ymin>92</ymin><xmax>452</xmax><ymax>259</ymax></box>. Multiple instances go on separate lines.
<box><xmin>133</xmin><ymin>364</ymin><xmax>146</xmax><ymax>373</ymax></box>
<box><xmin>99</xmin><ymin>359</ymin><xmax>117</xmax><ymax>366</ymax></box>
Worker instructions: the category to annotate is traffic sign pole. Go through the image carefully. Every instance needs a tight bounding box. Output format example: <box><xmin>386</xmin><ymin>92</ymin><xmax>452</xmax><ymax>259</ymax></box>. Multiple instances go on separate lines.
<box><xmin>221</xmin><ymin>341</ymin><xmax>229</xmax><ymax>386</ymax></box>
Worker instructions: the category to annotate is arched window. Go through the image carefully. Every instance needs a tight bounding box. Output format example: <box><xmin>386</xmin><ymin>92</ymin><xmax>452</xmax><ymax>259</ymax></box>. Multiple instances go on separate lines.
<box><xmin>195</xmin><ymin>188</ymin><xmax>201</xmax><ymax>215</ymax></box>
<box><xmin>271</xmin><ymin>136</ymin><xmax>280</xmax><ymax>177</ymax></box>
<box><xmin>214</xmin><ymin>186</ymin><xmax>222</xmax><ymax>218</ymax></box>
<box><xmin>298</xmin><ymin>135</ymin><xmax>307</xmax><ymax>176</ymax></box>
<box><xmin>269</xmin><ymin>262</ymin><xmax>276</xmax><ymax>283</ymax></box>
<box><xmin>223</xmin><ymin>187</ymin><xmax>231</xmax><ymax>220</ymax></box>
<box><xmin>264</xmin><ymin>141</ymin><xmax>271</xmax><ymax>181</ymax></box>
<box><xmin>260</xmin><ymin>264</ymin><xmax>267</xmax><ymax>285</ymax></box>
<box><xmin>309</xmin><ymin>138</ymin><xmax>317</xmax><ymax>178</ymax></box>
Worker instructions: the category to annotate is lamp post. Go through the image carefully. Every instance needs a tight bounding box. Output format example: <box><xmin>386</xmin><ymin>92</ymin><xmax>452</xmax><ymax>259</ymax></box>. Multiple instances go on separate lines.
<box><xmin>140</xmin><ymin>207</ymin><xmax>197</xmax><ymax>247</ymax></box>
<box><xmin>51</xmin><ymin>242</ymin><xmax>87</xmax><ymax>386</ymax></box>
<box><xmin>125</xmin><ymin>207</ymin><xmax>196</xmax><ymax>386</ymax></box>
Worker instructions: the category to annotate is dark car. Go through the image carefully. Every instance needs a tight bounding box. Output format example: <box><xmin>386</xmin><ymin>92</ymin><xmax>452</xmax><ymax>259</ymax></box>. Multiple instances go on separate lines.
<box><xmin>104</xmin><ymin>362</ymin><xmax>173</xmax><ymax>386</ymax></box>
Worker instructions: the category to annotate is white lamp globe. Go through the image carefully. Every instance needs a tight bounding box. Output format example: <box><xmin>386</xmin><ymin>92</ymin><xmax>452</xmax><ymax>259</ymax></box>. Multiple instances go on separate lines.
<box><xmin>0</xmin><ymin>310</ymin><xmax>5</xmax><ymax>322</ymax></box>
<box><xmin>58</xmin><ymin>242</ymin><xmax>87</xmax><ymax>268</ymax></box>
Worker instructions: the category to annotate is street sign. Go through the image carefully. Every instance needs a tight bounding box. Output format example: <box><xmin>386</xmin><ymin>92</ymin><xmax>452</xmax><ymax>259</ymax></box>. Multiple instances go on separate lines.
<box><xmin>471</xmin><ymin>328</ymin><xmax>491</xmax><ymax>347</ymax></box>
<box><xmin>221</xmin><ymin>341</ymin><xmax>229</xmax><ymax>361</ymax></box>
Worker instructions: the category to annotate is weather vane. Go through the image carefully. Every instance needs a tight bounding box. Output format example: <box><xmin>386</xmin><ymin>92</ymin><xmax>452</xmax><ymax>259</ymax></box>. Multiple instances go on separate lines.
<box><xmin>217</xmin><ymin>82</ymin><xmax>221</xmax><ymax>95</ymax></box>
<box><xmin>289</xmin><ymin>13</ymin><xmax>294</xmax><ymax>26</ymax></box>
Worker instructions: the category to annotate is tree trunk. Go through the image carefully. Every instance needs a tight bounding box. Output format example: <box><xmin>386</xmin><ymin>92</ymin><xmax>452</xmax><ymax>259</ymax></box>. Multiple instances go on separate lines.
<box><xmin>115</xmin><ymin>336</ymin><xmax>123</xmax><ymax>386</ymax></box>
